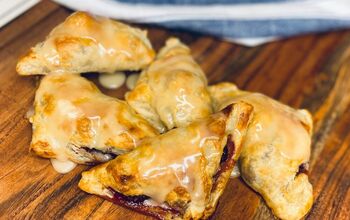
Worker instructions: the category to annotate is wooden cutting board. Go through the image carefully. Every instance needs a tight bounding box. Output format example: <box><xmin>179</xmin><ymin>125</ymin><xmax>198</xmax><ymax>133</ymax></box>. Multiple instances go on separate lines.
<box><xmin>0</xmin><ymin>1</ymin><xmax>349</xmax><ymax>219</ymax></box>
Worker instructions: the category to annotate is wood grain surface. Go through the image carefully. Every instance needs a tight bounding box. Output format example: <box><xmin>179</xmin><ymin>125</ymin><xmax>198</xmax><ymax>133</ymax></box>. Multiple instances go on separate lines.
<box><xmin>0</xmin><ymin>1</ymin><xmax>349</xmax><ymax>219</ymax></box>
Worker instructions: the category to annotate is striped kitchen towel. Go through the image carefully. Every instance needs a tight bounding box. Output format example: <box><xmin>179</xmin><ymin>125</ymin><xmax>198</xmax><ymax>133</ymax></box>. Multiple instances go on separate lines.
<box><xmin>0</xmin><ymin>0</ymin><xmax>39</xmax><ymax>29</ymax></box>
<box><xmin>53</xmin><ymin>0</ymin><xmax>350</xmax><ymax>46</ymax></box>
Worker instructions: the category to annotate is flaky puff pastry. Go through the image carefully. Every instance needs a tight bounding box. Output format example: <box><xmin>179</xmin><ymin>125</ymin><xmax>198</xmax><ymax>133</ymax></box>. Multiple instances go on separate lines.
<box><xmin>30</xmin><ymin>74</ymin><xmax>158</xmax><ymax>164</ymax></box>
<box><xmin>209</xmin><ymin>82</ymin><xmax>313</xmax><ymax>220</ymax></box>
<box><xmin>17</xmin><ymin>12</ymin><xmax>155</xmax><ymax>75</ymax></box>
<box><xmin>79</xmin><ymin>102</ymin><xmax>253</xmax><ymax>219</ymax></box>
<box><xmin>125</xmin><ymin>38</ymin><xmax>212</xmax><ymax>133</ymax></box>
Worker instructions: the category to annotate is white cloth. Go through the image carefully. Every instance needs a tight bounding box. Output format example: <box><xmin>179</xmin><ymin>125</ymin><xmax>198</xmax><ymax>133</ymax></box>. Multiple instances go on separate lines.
<box><xmin>0</xmin><ymin>0</ymin><xmax>39</xmax><ymax>29</ymax></box>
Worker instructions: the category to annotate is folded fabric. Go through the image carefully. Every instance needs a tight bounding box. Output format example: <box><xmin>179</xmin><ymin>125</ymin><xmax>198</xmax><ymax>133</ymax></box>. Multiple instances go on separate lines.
<box><xmin>0</xmin><ymin>0</ymin><xmax>39</xmax><ymax>29</ymax></box>
<box><xmin>54</xmin><ymin>0</ymin><xmax>350</xmax><ymax>46</ymax></box>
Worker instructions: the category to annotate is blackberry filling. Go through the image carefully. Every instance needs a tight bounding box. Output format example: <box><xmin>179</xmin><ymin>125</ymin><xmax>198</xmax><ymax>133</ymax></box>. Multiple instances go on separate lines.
<box><xmin>296</xmin><ymin>163</ymin><xmax>309</xmax><ymax>176</ymax></box>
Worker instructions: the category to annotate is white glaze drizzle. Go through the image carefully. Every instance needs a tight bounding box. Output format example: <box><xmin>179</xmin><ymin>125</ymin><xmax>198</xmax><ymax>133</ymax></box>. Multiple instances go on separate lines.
<box><xmin>50</xmin><ymin>159</ymin><xmax>77</xmax><ymax>174</ymax></box>
<box><xmin>25</xmin><ymin>106</ymin><xmax>35</xmax><ymax>123</ymax></box>
<box><xmin>98</xmin><ymin>72</ymin><xmax>126</xmax><ymax>89</ymax></box>
<box><xmin>230</xmin><ymin>164</ymin><xmax>241</xmax><ymax>178</ymax></box>
<box><xmin>126</xmin><ymin>73</ymin><xmax>139</xmax><ymax>90</ymax></box>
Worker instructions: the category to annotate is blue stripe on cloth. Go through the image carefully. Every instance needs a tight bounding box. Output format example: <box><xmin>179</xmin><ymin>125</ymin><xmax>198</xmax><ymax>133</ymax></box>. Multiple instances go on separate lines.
<box><xmin>157</xmin><ymin>19</ymin><xmax>350</xmax><ymax>38</ymax></box>
<box><xmin>53</xmin><ymin>0</ymin><xmax>350</xmax><ymax>44</ymax></box>
<box><xmin>114</xmin><ymin>0</ymin><xmax>291</xmax><ymax>5</ymax></box>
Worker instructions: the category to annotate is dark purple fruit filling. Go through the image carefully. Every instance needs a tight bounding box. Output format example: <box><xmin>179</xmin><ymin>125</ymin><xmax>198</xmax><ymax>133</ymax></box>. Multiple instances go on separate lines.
<box><xmin>104</xmin><ymin>188</ymin><xmax>180</xmax><ymax>220</ymax></box>
<box><xmin>297</xmin><ymin>162</ymin><xmax>309</xmax><ymax>176</ymax></box>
